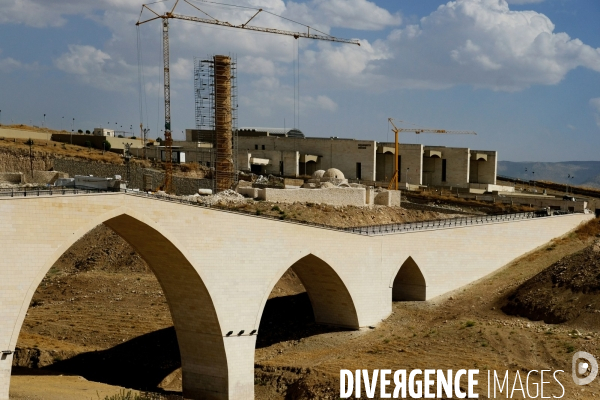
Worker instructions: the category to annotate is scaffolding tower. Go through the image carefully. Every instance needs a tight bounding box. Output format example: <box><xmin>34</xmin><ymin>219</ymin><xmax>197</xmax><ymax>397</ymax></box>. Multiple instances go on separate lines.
<box><xmin>194</xmin><ymin>55</ymin><xmax>238</xmax><ymax>192</ymax></box>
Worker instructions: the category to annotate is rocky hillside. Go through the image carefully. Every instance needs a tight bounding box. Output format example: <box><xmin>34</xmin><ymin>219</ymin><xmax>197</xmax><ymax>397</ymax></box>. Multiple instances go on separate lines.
<box><xmin>0</xmin><ymin>137</ymin><xmax>123</xmax><ymax>174</ymax></box>
<box><xmin>498</xmin><ymin>160</ymin><xmax>600</xmax><ymax>188</ymax></box>
<box><xmin>503</xmin><ymin>219</ymin><xmax>600</xmax><ymax>326</ymax></box>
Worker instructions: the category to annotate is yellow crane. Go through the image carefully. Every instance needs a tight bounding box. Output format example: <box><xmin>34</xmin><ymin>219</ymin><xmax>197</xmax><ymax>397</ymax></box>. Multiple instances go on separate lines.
<box><xmin>136</xmin><ymin>0</ymin><xmax>360</xmax><ymax>193</ymax></box>
<box><xmin>387</xmin><ymin>118</ymin><xmax>476</xmax><ymax>190</ymax></box>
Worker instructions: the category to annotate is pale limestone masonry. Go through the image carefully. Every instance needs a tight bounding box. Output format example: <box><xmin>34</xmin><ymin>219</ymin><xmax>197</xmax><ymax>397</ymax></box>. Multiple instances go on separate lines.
<box><xmin>54</xmin><ymin>159</ymin><xmax>211</xmax><ymax>195</ymax></box>
<box><xmin>256</xmin><ymin>187</ymin><xmax>367</xmax><ymax>206</ymax></box>
<box><xmin>0</xmin><ymin>193</ymin><xmax>593</xmax><ymax>399</ymax></box>
<box><xmin>0</xmin><ymin>173</ymin><xmax>22</xmax><ymax>184</ymax></box>
<box><xmin>238</xmin><ymin>136</ymin><xmax>377</xmax><ymax>180</ymax></box>
<box><xmin>374</xmin><ymin>190</ymin><xmax>401</xmax><ymax>206</ymax></box>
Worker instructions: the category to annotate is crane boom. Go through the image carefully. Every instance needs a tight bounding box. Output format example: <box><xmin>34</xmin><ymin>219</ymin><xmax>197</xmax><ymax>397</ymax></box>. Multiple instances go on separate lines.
<box><xmin>387</xmin><ymin>118</ymin><xmax>476</xmax><ymax>190</ymax></box>
<box><xmin>138</xmin><ymin>13</ymin><xmax>361</xmax><ymax>45</ymax></box>
<box><xmin>136</xmin><ymin>1</ymin><xmax>359</xmax><ymax>193</ymax></box>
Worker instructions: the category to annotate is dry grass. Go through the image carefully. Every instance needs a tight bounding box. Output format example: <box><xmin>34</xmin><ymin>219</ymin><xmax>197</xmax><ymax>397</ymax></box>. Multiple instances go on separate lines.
<box><xmin>574</xmin><ymin>217</ymin><xmax>600</xmax><ymax>240</ymax></box>
<box><xmin>0</xmin><ymin>136</ymin><xmax>123</xmax><ymax>164</ymax></box>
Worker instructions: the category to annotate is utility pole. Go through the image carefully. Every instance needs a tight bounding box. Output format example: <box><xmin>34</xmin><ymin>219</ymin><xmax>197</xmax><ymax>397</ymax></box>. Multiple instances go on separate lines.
<box><xmin>27</xmin><ymin>139</ymin><xmax>34</xmax><ymax>179</ymax></box>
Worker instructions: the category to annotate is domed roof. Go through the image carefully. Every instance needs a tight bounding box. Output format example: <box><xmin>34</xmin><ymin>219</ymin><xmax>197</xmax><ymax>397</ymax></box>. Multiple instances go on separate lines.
<box><xmin>312</xmin><ymin>170</ymin><xmax>326</xmax><ymax>179</ymax></box>
<box><xmin>323</xmin><ymin>168</ymin><xmax>345</xmax><ymax>180</ymax></box>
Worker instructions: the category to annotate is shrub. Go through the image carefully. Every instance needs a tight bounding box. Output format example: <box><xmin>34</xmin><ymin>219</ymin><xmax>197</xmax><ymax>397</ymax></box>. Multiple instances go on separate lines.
<box><xmin>101</xmin><ymin>390</ymin><xmax>159</xmax><ymax>400</ymax></box>
<box><xmin>117</xmin><ymin>135</ymin><xmax>124</xmax><ymax>138</ymax></box>
<box><xmin>84</xmin><ymin>141</ymin><xmax>91</xmax><ymax>148</ymax></box>
<box><xmin>156</xmin><ymin>137</ymin><xmax>163</xmax><ymax>143</ymax></box>
<box><xmin>131</xmin><ymin>136</ymin><xmax>137</xmax><ymax>139</ymax></box>
<box><xmin>103</xmin><ymin>141</ymin><xmax>112</xmax><ymax>151</ymax></box>
<box><xmin>77</xmin><ymin>129</ymin><xmax>83</xmax><ymax>133</ymax></box>
<box><xmin>85</xmin><ymin>130</ymin><xmax>91</xmax><ymax>134</ymax></box>
<box><xmin>465</xmin><ymin>321</ymin><xmax>476</xmax><ymax>328</ymax></box>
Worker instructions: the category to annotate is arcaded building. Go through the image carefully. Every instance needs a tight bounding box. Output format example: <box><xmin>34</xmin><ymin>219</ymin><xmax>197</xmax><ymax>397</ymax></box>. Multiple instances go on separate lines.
<box><xmin>184</xmin><ymin>127</ymin><xmax>498</xmax><ymax>189</ymax></box>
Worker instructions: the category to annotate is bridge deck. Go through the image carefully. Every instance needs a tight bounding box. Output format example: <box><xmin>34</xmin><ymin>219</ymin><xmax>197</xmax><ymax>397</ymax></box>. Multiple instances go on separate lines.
<box><xmin>0</xmin><ymin>188</ymin><xmax>565</xmax><ymax>236</ymax></box>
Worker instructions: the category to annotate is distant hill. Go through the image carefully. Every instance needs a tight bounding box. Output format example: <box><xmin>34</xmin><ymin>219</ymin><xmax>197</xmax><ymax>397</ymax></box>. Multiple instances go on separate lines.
<box><xmin>498</xmin><ymin>161</ymin><xmax>600</xmax><ymax>189</ymax></box>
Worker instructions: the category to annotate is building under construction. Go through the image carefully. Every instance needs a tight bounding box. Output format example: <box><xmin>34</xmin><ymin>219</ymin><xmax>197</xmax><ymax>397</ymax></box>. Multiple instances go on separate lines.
<box><xmin>194</xmin><ymin>55</ymin><xmax>238</xmax><ymax>192</ymax></box>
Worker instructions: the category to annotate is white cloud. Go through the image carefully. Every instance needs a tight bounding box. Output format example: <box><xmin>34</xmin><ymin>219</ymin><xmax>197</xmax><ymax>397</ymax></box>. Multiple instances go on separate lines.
<box><xmin>240</xmin><ymin>76</ymin><xmax>337</xmax><ymax>117</ymax></box>
<box><xmin>170</xmin><ymin>58</ymin><xmax>193</xmax><ymax>81</ymax></box>
<box><xmin>285</xmin><ymin>0</ymin><xmax>401</xmax><ymax>31</ymax></box>
<box><xmin>313</xmin><ymin>95</ymin><xmax>338</xmax><ymax>112</ymax></box>
<box><xmin>54</xmin><ymin>45</ymin><xmax>136</xmax><ymax>92</ymax></box>
<box><xmin>0</xmin><ymin>57</ymin><xmax>25</xmax><ymax>73</ymax></box>
<box><xmin>6</xmin><ymin>0</ymin><xmax>600</xmax><ymax>99</ymax></box>
<box><xmin>591</xmin><ymin>98</ymin><xmax>600</xmax><ymax>128</ymax></box>
<box><xmin>505</xmin><ymin>0</ymin><xmax>545</xmax><ymax>4</ymax></box>
<box><xmin>0</xmin><ymin>50</ymin><xmax>40</xmax><ymax>73</ymax></box>
<box><xmin>0</xmin><ymin>0</ymin><xmax>138</xmax><ymax>28</ymax></box>
<box><xmin>239</xmin><ymin>56</ymin><xmax>279</xmax><ymax>76</ymax></box>
<box><xmin>316</xmin><ymin>0</ymin><xmax>600</xmax><ymax>92</ymax></box>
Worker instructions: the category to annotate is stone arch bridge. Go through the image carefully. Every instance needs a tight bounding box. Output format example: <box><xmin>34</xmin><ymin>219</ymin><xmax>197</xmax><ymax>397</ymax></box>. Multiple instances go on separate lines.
<box><xmin>0</xmin><ymin>191</ymin><xmax>592</xmax><ymax>399</ymax></box>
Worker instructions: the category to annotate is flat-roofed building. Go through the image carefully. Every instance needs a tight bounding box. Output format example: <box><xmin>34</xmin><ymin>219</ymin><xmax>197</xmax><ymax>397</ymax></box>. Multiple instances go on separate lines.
<box><xmin>184</xmin><ymin>127</ymin><xmax>500</xmax><ymax>190</ymax></box>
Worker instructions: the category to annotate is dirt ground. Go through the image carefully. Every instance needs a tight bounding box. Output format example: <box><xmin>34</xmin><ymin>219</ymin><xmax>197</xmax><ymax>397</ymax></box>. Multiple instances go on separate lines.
<box><xmin>503</xmin><ymin>221</ymin><xmax>600</xmax><ymax>325</ymax></box>
<box><xmin>9</xmin><ymin>374</ymin><xmax>142</xmax><ymax>400</ymax></box>
<box><xmin>10</xmin><ymin>213</ymin><xmax>600</xmax><ymax>399</ymax></box>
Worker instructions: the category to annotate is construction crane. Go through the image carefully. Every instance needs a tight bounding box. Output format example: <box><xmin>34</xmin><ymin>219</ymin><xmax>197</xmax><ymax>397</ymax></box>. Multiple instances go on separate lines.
<box><xmin>136</xmin><ymin>0</ymin><xmax>360</xmax><ymax>193</ymax></box>
<box><xmin>387</xmin><ymin>118</ymin><xmax>476</xmax><ymax>190</ymax></box>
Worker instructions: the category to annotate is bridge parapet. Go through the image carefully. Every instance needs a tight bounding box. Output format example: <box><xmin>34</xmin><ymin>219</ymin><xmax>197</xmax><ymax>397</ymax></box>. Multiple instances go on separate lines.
<box><xmin>1</xmin><ymin>188</ymin><xmax>581</xmax><ymax>236</ymax></box>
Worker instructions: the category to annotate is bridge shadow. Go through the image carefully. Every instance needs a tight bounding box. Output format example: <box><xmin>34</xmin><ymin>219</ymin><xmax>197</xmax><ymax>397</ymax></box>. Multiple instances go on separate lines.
<box><xmin>13</xmin><ymin>327</ymin><xmax>181</xmax><ymax>393</ymax></box>
<box><xmin>13</xmin><ymin>294</ymin><xmax>345</xmax><ymax>390</ymax></box>
<box><xmin>256</xmin><ymin>293</ymin><xmax>349</xmax><ymax>348</ymax></box>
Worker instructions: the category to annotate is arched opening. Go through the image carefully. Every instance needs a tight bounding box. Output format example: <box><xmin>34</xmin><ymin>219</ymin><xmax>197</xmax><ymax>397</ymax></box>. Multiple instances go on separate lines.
<box><xmin>256</xmin><ymin>254</ymin><xmax>359</xmax><ymax>348</ymax></box>
<box><xmin>11</xmin><ymin>214</ymin><xmax>226</xmax><ymax>399</ymax></box>
<box><xmin>254</xmin><ymin>254</ymin><xmax>359</xmax><ymax>397</ymax></box>
<box><xmin>392</xmin><ymin>257</ymin><xmax>426</xmax><ymax>301</ymax></box>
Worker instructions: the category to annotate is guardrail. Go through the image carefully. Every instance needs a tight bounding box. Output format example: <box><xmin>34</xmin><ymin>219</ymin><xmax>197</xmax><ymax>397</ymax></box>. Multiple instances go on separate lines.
<box><xmin>346</xmin><ymin>211</ymin><xmax>548</xmax><ymax>235</ymax></box>
<box><xmin>0</xmin><ymin>188</ymin><xmax>109</xmax><ymax>198</ymax></box>
<box><xmin>1</xmin><ymin>187</ymin><xmax>562</xmax><ymax>236</ymax></box>
<box><xmin>122</xmin><ymin>190</ymin><xmax>557</xmax><ymax>236</ymax></box>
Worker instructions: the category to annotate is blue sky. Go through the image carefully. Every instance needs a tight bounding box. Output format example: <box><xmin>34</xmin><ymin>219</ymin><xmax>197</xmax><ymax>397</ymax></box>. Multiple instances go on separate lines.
<box><xmin>0</xmin><ymin>0</ymin><xmax>599</xmax><ymax>162</ymax></box>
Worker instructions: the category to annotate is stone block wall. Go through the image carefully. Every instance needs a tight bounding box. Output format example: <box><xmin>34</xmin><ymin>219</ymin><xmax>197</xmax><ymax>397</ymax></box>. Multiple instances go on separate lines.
<box><xmin>53</xmin><ymin>159</ymin><xmax>211</xmax><ymax>195</ymax></box>
<box><xmin>0</xmin><ymin>173</ymin><xmax>23</xmax><ymax>184</ymax></box>
<box><xmin>470</xmin><ymin>150</ymin><xmax>497</xmax><ymax>185</ymax></box>
<box><xmin>424</xmin><ymin>147</ymin><xmax>470</xmax><ymax>188</ymax></box>
<box><xmin>238</xmin><ymin>136</ymin><xmax>377</xmax><ymax>181</ymax></box>
<box><xmin>374</xmin><ymin>190</ymin><xmax>401</xmax><ymax>206</ymax></box>
<box><xmin>257</xmin><ymin>187</ymin><xmax>366</xmax><ymax>206</ymax></box>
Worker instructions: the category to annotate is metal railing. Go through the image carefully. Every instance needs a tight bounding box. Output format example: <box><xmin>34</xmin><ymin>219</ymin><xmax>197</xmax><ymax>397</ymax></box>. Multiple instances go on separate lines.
<box><xmin>346</xmin><ymin>211</ymin><xmax>545</xmax><ymax>236</ymax></box>
<box><xmin>0</xmin><ymin>187</ymin><xmax>109</xmax><ymax>198</ymax></box>
<box><xmin>122</xmin><ymin>190</ymin><xmax>556</xmax><ymax>236</ymax></box>
<box><xmin>1</xmin><ymin>187</ymin><xmax>561</xmax><ymax>236</ymax></box>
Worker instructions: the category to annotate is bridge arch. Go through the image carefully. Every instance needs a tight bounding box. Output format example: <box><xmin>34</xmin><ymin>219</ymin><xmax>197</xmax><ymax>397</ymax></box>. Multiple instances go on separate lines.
<box><xmin>391</xmin><ymin>256</ymin><xmax>427</xmax><ymax>301</ymax></box>
<box><xmin>256</xmin><ymin>253</ymin><xmax>360</xmax><ymax>330</ymax></box>
<box><xmin>10</xmin><ymin>208</ymin><xmax>228</xmax><ymax>399</ymax></box>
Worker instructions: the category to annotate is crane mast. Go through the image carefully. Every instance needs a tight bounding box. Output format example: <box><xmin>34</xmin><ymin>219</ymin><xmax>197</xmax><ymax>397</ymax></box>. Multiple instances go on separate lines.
<box><xmin>136</xmin><ymin>0</ymin><xmax>359</xmax><ymax>193</ymax></box>
<box><xmin>387</xmin><ymin>118</ymin><xmax>476</xmax><ymax>190</ymax></box>
<box><xmin>162</xmin><ymin>19</ymin><xmax>173</xmax><ymax>191</ymax></box>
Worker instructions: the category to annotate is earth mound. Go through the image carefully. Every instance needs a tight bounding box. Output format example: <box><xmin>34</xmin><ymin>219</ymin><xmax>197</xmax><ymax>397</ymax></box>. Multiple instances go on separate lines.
<box><xmin>502</xmin><ymin>238</ymin><xmax>600</xmax><ymax>325</ymax></box>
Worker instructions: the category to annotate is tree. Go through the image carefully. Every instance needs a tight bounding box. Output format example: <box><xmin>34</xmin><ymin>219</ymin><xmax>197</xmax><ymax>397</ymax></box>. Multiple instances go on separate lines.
<box><xmin>156</xmin><ymin>137</ymin><xmax>162</xmax><ymax>143</ymax></box>
<box><xmin>103</xmin><ymin>141</ymin><xmax>111</xmax><ymax>151</ymax></box>
<box><xmin>85</xmin><ymin>130</ymin><xmax>91</xmax><ymax>134</ymax></box>
<box><xmin>117</xmin><ymin>134</ymin><xmax>124</xmax><ymax>138</ymax></box>
<box><xmin>77</xmin><ymin>129</ymin><xmax>83</xmax><ymax>134</ymax></box>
